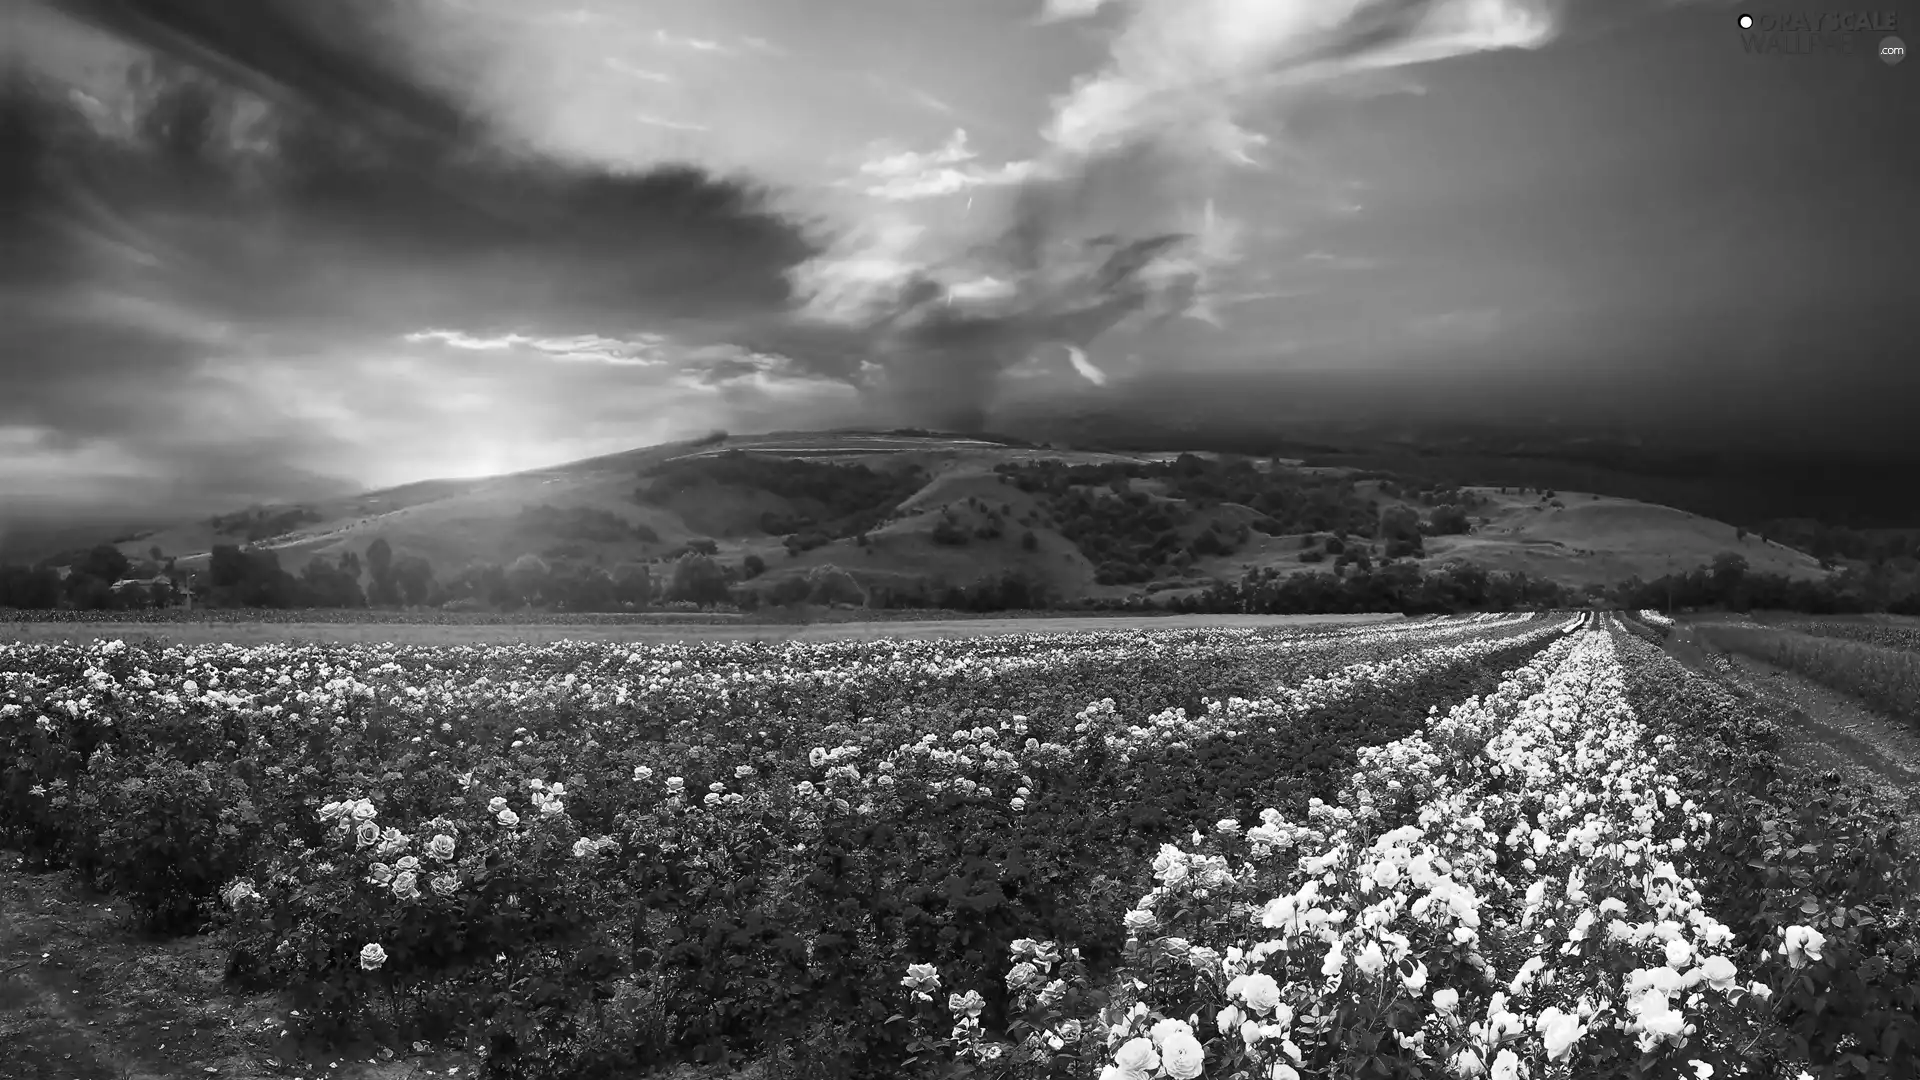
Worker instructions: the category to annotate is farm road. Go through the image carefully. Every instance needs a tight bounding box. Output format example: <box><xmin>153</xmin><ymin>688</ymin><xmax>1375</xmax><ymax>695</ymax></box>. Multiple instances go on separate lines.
<box><xmin>1662</xmin><ymin>625</ymin><xmax>1920</xmax><ymax>850</ymax></box>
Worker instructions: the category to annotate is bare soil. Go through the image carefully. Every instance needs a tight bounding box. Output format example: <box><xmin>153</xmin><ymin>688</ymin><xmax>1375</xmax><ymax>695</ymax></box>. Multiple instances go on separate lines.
<box><xmin>0</xmin><ymin>851</ymin><xmax>481</xmax><ymax>1080</ymax></box>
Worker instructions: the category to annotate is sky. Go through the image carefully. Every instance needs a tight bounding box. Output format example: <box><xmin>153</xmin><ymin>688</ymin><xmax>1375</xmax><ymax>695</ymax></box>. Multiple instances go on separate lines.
<box><xmin>3</xmin><ymin>0</ymin><xmax>1918</xmax><ymax>526</ymax></box>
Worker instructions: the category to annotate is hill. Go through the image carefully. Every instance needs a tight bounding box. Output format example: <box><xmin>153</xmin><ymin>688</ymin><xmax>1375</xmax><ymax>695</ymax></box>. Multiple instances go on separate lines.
<box><xmin>54</xmin><ymin>429</ymin><xmax>1830</xmax><ymax>608</ymax></box>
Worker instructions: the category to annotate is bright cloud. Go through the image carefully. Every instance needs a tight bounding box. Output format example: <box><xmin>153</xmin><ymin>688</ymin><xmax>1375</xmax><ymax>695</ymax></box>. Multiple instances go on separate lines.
<box><xmin>402</xmin><ymin>330</ymin><xmax>670</xmax><ymax>366</ymax></box>
<box><xmin>855</xmin><ymin>129</ymin><xmax>1041</xmax><ymax>201</ymax></box>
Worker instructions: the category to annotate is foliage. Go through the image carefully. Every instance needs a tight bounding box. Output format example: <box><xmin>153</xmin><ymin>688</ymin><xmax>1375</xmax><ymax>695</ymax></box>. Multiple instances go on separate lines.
<box><xmin>1695</xmin><ymin>623</ymin><xmax>1920</xmax><ymax>727</ymax></box>
<box><xmin>637</xmin><ymin>450</ymin><xmax>925</xmax><ymax>542</ymax></box>
<box><xmin>808</xmin><ymin>565</ymin><xmax>867</xmax><ymax>607</ymax></box>
<box><xmin>0</xmin><ymin>618</ymin><xmax>1561</xmax><ymax>1077</ymax></box>
<box><xmin>514</xmin><ymin>503</ymin><xmax>659</xmax><ymax>545</ymax></box>
<box><xmin>666</xmin><ymin>554</ymin><xmax>731</xmax><ymax>609</ymax></box>
<box><xmin>1611</xmin><ymin>632</ymin><xmax>1920</xmax><ymax>1079</ymax></box>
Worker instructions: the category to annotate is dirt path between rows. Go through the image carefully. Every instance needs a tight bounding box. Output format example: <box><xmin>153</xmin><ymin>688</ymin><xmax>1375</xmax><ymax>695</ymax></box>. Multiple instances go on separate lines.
<box><xmin>0</xmin><ymin>853</ymin><xmax>483</xmax><ymax>1080</ymax></box>
<box><xmin>1663</xmin><ymin>625</ymin><xmax>1920</xmax><ymax>849</ymax></box>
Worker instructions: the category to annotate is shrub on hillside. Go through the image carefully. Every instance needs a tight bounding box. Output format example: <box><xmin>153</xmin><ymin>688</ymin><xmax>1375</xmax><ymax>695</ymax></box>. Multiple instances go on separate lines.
<box><xmin>808</xmin><ymin>565</ymin><xmax>866</xmax><ymax>608</ymax></box>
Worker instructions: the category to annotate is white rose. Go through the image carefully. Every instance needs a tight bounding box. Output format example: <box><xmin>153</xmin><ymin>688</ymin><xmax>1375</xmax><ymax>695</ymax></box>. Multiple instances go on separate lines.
<box><xmin>1537</xmin><ymin>1006</ymin><xmax>1586</xmax><ymax>1061</ymax></box>
<box><xmin>1149</xmin><ymin>1018</ymin><xmax>1193</xmax><ymax>1046</ymax></box>
<box><xmin>1355</xmin><ymin>941</ymin><xmax>1387</xmax><ymax>978</ymax></box>
<box><xmin>1217</xmin><ymin>1005</ymin><xmax>1244</xmax><ymax>1035</ymax></box>
<box><xmin>359</xmin><ymin>943</ymin><xmax>388</xmax><ymax>971</ymax></box>
<box><xmin>1159</xmin><ymin>1032</ymin><xmax>1205</xmax><ymax>1079</ymax></box>
<box><xmin>1112</xmin><ymin>1037</ymin><xmax>1159</xmax><ymax>1075</ymax></box>
<box><xmin>1664</xmin><ymin>939</ymin><xmax>1693</xmax><ymax>969</ymax></box>
<box><xmin>1433</xmin><ymin>987</ymin><xmax>1460</xmax><ymax>1013</ymax></box>
<box><xmin>1697</xmin><ymin>955</ymin><xmax>1737</xmax><ymax>991</ymax></box>
<box><xmin>1402</xmin><ymin>960</ymin><xmax>1429</xmax><ymax>994</ymax></box>
<box><xmin>1239</xmin><ymin>971</ymin><xmax>1281</xmax><ymax>1014</ymax></box>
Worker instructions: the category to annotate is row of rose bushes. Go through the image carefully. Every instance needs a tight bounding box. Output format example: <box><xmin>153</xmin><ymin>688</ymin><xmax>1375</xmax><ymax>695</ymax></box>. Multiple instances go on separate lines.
<box><xmin>1</xmin><ymin>616</ymin><xmax>1537</xmax><ymax>775</ymax></box>
<box><xmin>900</xmin><ymin>616</ymin><xmax>1920</xmax><ymax>1080</ymax></box>
<box><xmin>902</xmin><ymin>621</ymin><xmax>1781</xmax><ymax>1077</ymax></box>
<box><xmin>219</xmin><ymin>619</ymin><xmax>1572</xmax><ymax>1078</ymax></box>
<box><xmin>2</xmin><ymin>616</ymin><xmax>1564</xmax><ymax>1078</ymax></box>
<box><xmin>1607</xmin><ymin>628</ymin><xmax>1920</xmax><ymax>1079</ymax></box>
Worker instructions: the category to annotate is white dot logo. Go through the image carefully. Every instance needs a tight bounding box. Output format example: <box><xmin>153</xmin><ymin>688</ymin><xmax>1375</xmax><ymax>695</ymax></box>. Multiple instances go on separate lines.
<box><xmin>1738</xmin><ymin>13</ymin><xmax>1754</xmax><ymax>29</ymax></box>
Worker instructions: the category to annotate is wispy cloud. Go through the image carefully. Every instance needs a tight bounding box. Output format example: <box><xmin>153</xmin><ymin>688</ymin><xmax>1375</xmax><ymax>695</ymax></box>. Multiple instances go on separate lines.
<box><xmin>403</xmin><ymin>330</ymin><xmax>671</xmax><ymax>366</ymax></box>
<box><xmin>907</xmin><ymin>87</ymin><xmax>962</xmax><ymax>117</ymax></box>
<box><xmin>654</xmin><ymin>29</ymin><xmax>730</xmax><ymax>54</ymax></box>
<box><xmin>633</xmin><ymin>112</ymin><xmax>709</xmax><ymax>132</ymax></box>
<box><xmin>604</xmin><ymin>58</ymin><xmax>673</xmax><ymax>83</ymax></box>
<box><xmin>1303</xmin><ymin>250</ymin><xmax>1381</xmax><ymax>271</ymax></box>
<box><xmin>854</xmin><ymin>129</ymin><xmax>1040</xmax><ymax>201</ymax></box>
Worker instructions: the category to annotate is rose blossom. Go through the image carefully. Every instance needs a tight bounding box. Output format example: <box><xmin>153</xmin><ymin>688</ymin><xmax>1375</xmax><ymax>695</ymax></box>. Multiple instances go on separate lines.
<box><xmin>1159</xmin><ymin>1032</ymin><xmax>1204</xmax><ymax>1079</ymax></box>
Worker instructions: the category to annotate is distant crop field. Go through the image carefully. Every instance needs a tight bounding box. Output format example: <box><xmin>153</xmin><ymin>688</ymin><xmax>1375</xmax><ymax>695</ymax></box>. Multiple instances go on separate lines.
<box><xmin>2</xmin><ymin>611</ymin><xmax>1397</xmax><ymax>645</ymax></box>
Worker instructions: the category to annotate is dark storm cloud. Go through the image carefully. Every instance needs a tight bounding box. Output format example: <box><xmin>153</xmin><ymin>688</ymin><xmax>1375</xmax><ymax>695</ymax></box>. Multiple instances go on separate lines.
<box><xmin>1</xmin><ymin>0</ymin><xmax>828</xmax><ymax>515</ymax></box>
<box><xmin>13</xmin><ymin>0</ymin><xmax>819</xmax><ymax>325</ymax></box>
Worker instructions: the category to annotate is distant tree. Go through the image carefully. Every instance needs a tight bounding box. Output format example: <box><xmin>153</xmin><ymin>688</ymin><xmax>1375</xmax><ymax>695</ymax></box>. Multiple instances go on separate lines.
<box><xmin>1425</xmin><ymin>505</ymin><xmax>1472</xmax><ymax>536</ymax></box>
<box><xmin>209</xmin><ymin>544</ymin><xmax>250</xmax><ymax>588</ymax></box>
<box><xmin>612</xmin><ymin>564</ymin><xmax>651</xmax><ymax>608</ymax></box>
<box><xmin>687</xmin><ymin>537</ymin><xmax>719</xmax><ymax>556</ymax></box>
<box><xmin>1709</xmin><ymin>551</ymin><xmax>1749</xmax><ymax>602</ymax></box>
<box><xmin>0</xmin><ymin>565</ymin><xmax>62</xmax><ymax>608</ymax></box>
<box><xmin>148</xmin><ymin>544</ymin><xmax>164</xmax><ymax>563</ymax></box>
<box><xmin>393</xmin><ymin>554</ymin><xmax>436</xmax><ymax>606</ymax></box>
<box><xmin>1378</xmin><ymin>506</ymin><xmax>1421</xmax><ymax>544</ymax></box>
<box><xmin>366</xmin><ymin>538</ymin><xmax>392</xmax><ymax>578</ymax></box>
<box><xmin>299</xmin><ymin>556</ymin><xmax>366</xmax><ymax>608</ymax></box>
<box><xmin>741</xmin><ymin>553</ymin><xmax>766</xmax><ymax>579</ymax></box>
<box><xmin>809</xmin><ymin>565</ymin><xmax>866</xmax><ymax>607</ymax></box>
<box><xmin>767</xmin><ymin>574</ymin><xmax>812</xmax><ymax>608</ymax></box>
<box><xmin>666</xmin><ymin>554</ymin><xmax>730</xmax><ymax>608</ymax></box>
<box><xmin>366</xmin><ymin>538</ymin><xmax>400</xmax><ymax>605</ymax></box>
<box><xmin>75</xmin><ymin>544</ymin><xmax>132</xmax><ymax>584</ymax></box>
<box><xmin>1021</xmin><ymin>529</ymin><xmax>1039</xmax><ymax>553</ymax></box>
<box><xmin>505</xmin><ymin>553</ymin><xmax>549</xmax><ymax>606</ymax></box>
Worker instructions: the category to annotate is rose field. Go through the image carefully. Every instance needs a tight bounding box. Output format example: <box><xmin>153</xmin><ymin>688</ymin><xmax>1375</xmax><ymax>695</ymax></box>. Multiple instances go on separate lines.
<box><xmin>3</xmin><ymin>614</ymin><xmax>1918</xmax><ymax>1080</ymax></box>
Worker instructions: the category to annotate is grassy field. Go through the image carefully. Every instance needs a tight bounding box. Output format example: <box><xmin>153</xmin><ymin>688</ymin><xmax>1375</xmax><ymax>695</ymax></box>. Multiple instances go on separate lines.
<box><xmin>2</xmin><ymin>611</ymin><xmax>1399</xmax><ymax>645</ymax></box>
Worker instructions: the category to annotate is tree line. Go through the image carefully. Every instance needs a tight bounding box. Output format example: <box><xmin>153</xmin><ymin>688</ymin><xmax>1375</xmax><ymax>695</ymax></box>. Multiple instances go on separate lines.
<box><xmin>6</xmin><ymin>541</ymin><xmax>1919</xmax><ymax>620</ymax></box>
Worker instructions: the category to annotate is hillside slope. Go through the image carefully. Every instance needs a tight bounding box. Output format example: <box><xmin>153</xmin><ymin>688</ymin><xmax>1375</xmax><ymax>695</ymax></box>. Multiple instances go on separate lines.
<box><xmin>96</xmin><ymin>430</ymin><xmax>1829</xmax><ymax>603</ymax></box>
